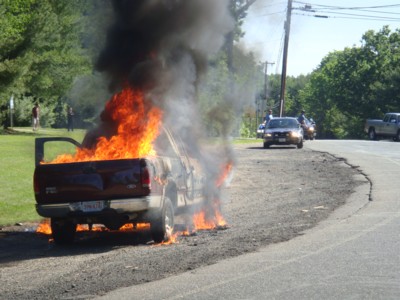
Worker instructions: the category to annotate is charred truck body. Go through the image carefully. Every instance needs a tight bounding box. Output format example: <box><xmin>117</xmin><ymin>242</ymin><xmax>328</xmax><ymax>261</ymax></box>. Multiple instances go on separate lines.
<box><xmin>33</xmin><ymin>127</ymin><xmax>205</xmax><ymax>244</ymax></box>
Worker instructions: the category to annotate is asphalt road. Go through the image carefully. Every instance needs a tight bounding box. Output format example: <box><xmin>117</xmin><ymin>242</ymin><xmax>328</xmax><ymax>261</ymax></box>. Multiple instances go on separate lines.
<box><xmin>97</xmin><ymin>140</ymin><xmax>400</xmax><ymax>300</ymax></box>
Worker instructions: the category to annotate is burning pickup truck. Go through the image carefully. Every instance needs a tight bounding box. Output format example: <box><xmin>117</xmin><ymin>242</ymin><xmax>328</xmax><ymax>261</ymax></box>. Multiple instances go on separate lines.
<box><xmin>33</xmin><ymin>88</ymin><xmax>208</xmax><ymax>245</ymax></box>
<box><xmin>34</xmin><ymin>127</ymin><xmax>205</xmax><ymax>245</ymax></box>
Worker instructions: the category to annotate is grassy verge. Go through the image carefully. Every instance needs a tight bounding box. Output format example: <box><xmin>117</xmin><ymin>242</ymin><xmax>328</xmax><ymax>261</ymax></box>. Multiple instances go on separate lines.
<box><xmin>0</xmin><ymin>128</ymin><xmax>85</xmax><ymax>226</ymax></box>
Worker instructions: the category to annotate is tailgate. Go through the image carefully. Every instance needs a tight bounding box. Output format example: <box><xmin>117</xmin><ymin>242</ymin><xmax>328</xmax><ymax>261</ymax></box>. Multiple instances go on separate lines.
<box><xmin>34</xmin><ymin>159</ymin><xmax>149</xmax><ymax>204</ymax></box>
<box><xmin>33</xmin><ymin>137</ymin><xmax>149</xmax><ymax>204</ymax></box>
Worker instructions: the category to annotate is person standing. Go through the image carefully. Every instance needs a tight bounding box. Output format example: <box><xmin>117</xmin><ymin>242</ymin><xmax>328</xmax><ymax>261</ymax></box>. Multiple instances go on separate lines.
<box><xmin>32</xmin><ymin>103</ymin><xmax>40</xmax><ymax>131</ymax></box>
<box><xmin>67</xmin><ymin>106</ymin><xmax>74</xmax><ymax>131</ymax></box>
<box><xmin>265</xmin><ymin>109</ymin><xmax>273</xmax><ymax>124</ymax></box>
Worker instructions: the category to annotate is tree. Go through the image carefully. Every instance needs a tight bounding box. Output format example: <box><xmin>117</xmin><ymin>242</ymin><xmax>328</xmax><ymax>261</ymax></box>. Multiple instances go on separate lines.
<box><xmin>225</xmin><ymin>0</ymin><xmax>257</xmax><ymax>73</ymax></box>
<box><xmin>0</xmin><ymin>0</ymin><xmax>92</xmax><ymax>128</ymax></box>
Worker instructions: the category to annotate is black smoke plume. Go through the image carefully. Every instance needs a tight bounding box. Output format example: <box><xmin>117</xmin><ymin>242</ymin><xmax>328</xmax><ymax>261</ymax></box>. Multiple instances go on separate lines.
<box><xmin>96</xmin><ymin>0</ymin><xmax>233</xmax><ymax>95</ymax></box>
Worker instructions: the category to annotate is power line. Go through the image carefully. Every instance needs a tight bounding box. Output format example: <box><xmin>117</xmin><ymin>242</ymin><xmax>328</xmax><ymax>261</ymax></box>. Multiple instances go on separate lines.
<box><xmin>293</xmin><ymin>10</ymin><xmax>400</xmax><ymax>22</ymax></box>
<box><xmin>250</xmin><ymin>10</ymin><xmax>286</xmax><ymax>18</ymax></box>
<box><xmin>293</xmin><ymin>12</ymin><xmax>400</xmax><ymax>22</ymax></box>
<box><xmin>292</xmin><ymin>2</ymin><xmax>400</xmax><ymax>22</ymax></box>
<box><xmin>293</xmin><ymin>1</ymin><xmax>400</xmax><ymax>10</ymax></box>
<box><xmin>251</xmin><ymin>3</ymin><xmax>400</xmax><ymax>20</ymax></box>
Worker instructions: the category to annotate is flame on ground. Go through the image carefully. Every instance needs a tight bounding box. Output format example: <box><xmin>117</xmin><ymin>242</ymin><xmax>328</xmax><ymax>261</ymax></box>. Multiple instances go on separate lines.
<box><xmin>47</xmin><ymin>87</ymin><xmax>163</xmax><ymax>164</ymax></box>
<box><xmin>35</xmin><ymin>219</ymin><xmax>150</xmax><ymax>235</ymax></box>
<box><xmin>36</xmin><ymin>219</ymin><xmax>52</xmax><ymax>235</ymax></box>
<box><xmin>192</xmin><ymin>208</ymin><xmax>226</xmax><ymax>230</ymax></box>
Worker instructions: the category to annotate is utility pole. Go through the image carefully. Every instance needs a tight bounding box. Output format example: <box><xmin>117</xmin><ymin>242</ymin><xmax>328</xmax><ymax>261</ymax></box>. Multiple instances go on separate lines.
<box><xmin>279</xmin><ymin>0</ymin><xmax>292</xmax><ymax>117</ymax></box>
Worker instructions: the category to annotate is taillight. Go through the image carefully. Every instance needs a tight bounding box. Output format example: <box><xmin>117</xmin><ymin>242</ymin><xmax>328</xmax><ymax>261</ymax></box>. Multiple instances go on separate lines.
<box><xmin>141</xmin><ymin>166</ymin><xmax>150</xmax><ymax>188</ymax></box>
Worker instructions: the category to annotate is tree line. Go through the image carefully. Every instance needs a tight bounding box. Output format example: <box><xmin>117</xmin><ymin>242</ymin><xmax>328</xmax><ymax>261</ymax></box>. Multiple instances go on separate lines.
<box><xmin>0</xmin><ymin>0</ymin><xmax>106</xmax><ymax>129</ymax></box>
<box><xmin>1</xmin><ymin>1</ymin><xmax>399</xmax><ymax>139</ymax></box>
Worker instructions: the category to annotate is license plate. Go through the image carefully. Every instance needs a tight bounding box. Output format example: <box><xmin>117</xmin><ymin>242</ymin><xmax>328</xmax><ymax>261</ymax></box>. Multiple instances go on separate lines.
<box><xmin>279</xmin><ymin>138</ymin><xmax>286</xmax><ymax>142</ymax></box>
<box><xmin>80</xmin><ymin>201</ymin><xmax>104</xmax><ymax>212</ymax></box>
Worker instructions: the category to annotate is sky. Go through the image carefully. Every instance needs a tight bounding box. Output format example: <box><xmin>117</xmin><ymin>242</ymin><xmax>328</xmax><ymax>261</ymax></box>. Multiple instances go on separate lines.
<box><xmin>241</xmin><ymin>0</ymin><xmax>400</xmax><ymax>76</ymax></box>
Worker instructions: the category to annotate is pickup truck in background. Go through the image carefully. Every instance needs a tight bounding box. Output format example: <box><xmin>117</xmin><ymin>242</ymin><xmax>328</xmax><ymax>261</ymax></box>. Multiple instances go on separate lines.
<box><xmin>33</xmin><ymin>127</ymin><xmax>205</xmax><ymax>244</ymax></box>
<box><xmin>364</xmin><ymin>113</ymin><xmax>400</xmax><ymax>141</ymax></box>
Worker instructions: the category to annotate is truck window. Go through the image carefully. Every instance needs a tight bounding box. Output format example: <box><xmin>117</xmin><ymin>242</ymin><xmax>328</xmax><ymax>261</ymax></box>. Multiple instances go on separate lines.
<box><xmin>390</xmin><ymin>115</ymin><xmax>397</xmax><ymax>123</ymax></box>
<box><xmin>383</xmin><ymin>114</ymin><xmax>390</xmax><ymax>122</ymax></box>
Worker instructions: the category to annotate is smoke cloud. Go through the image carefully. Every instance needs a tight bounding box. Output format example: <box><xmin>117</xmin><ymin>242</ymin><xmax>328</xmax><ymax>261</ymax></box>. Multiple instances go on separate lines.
<box><xmin>96</xmin><ymin>0</ymin><xmax>233</xmax><ymax>95</ymax></box>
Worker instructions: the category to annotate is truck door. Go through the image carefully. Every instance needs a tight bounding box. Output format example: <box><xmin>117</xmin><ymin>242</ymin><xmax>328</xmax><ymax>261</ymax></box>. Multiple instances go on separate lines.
<box><xmin>377</xmin><ymin>114</ymin><xmax>390</xmax><ymax>135</ymax></box>
<box><xmin>386</xmin><ymin>114</ymin><xmax>398</xmax><ymax>136</ymax></box>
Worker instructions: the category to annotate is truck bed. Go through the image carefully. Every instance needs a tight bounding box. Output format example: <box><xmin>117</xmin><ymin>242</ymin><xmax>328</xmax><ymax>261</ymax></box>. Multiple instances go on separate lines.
<box><xmin>34</xmin><ymin>158</ymin><xmax>149</xmax><ymax>204</ymax></box>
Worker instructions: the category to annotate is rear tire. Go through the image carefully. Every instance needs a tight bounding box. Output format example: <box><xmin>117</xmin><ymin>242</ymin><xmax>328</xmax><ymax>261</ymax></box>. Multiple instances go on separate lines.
<box><xmin>50</xmin><ymin>218</ymin><xmax>76</xmax><ymax>245</ymax></box>
<box><xmin>151</xmin><ymin>198</ymin><xmax>174</xmax><ymax>243</ymax></box>
<box><xmin>263</xmin><ymin>142</ymin><xmax>270</xmax><ymax>149</ymax></box>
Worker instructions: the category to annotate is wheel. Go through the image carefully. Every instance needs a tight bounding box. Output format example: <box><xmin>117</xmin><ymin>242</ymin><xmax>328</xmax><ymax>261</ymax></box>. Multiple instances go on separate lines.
<box><xmin>50</xmin><ymin>218</ymin><xmax>77</xmax><ymax>245</ymax></box>
<box><xmin>151</xmin><ymin>198</ymin><xmax>174</xmax><ymax>243</ymax></box>
<box><xmin>263</xmin><ymin>142</ymin><xmax>270</xmax><ymax>149</ymax></box>
<box><xmin>297</xmin><ymin>140</ymin><xmax>303</xmax><ymax>149</ymax></box>
<box><xmin>368</xmin><ymin>128</ymin><xmax>377</xmax><ymax>140</ymax></box>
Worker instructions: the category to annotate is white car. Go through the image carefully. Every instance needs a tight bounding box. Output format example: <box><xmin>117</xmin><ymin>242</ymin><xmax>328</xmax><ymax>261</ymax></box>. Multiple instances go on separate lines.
<box><xmin>263</xmin><ymin>117</ymin><xmax>304</xmax><ymax>149</ymax></box>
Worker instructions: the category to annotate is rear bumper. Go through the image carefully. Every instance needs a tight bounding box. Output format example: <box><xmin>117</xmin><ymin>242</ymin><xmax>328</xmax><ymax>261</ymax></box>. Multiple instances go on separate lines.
<box><xmin>36</xmin><ymin>196</ymin><xmax>161</xmax><ymax>218</ymax></box>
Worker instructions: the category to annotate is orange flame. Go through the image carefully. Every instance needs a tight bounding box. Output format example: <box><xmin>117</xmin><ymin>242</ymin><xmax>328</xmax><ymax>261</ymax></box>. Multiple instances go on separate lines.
<box><xmin>192</xmin><ymin>208</ymin><xmax>226</xmax><ymax>230</ymax></box>
<box><xmin>216</xmin><ymin>162</ymin><xmax>233</xmax><ymax>187</ymax></box>
<box><xmin>158</xmin><ymin>225</ymin><xmax>178</xmax><ymax>245</ymax></box>
<box><xmin>36</xmin><ymin>219</ymin><xmax>52</xmax><ymax>235</ymax></box>
<box><xmin>36</xmin><ymin>219</ymin><xmax>151</xmax><ymax>235</ymax></box>
<box><xmin>48</xmin><ymin>87</ymin><xmax>163</xmax><ymax>164</ymax></box>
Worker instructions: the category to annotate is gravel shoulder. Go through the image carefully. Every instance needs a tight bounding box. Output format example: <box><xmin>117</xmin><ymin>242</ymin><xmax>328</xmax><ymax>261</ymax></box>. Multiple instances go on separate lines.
<box><xmin>0</xmin><ymin>142</ymin><xmax>367</xmax><ymax>300</ymax></box>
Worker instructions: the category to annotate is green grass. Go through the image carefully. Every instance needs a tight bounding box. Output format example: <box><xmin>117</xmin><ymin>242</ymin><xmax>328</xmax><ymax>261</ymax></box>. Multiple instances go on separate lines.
<box><xmin>0</xmin><ymin>127</ymin><xmax>86</xmax><ymax>226</ymax></box>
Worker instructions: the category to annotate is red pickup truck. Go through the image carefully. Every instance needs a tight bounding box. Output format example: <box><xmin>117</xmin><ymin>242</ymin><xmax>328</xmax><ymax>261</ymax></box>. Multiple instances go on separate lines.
<box><xmin>33</xmin><ymin>127</ymin><xmax>205</xmax><ymax>244</ymax></box>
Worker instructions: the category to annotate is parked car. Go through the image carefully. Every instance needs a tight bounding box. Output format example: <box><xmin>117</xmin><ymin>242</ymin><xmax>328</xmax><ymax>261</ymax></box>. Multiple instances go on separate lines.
<box><xmin>364</xmin><ymin>113</ymin><xmax>400</xmax><ymax>141</ymax></box>
<box><xmin>256</xmin><ymin>123</ymin><xmax>265</xmax><ymax>138</ymax></box>
<box><xmin>263</xmin><ymin>117</ymin><xmax>303</xmax><ymax>149</ymax></box>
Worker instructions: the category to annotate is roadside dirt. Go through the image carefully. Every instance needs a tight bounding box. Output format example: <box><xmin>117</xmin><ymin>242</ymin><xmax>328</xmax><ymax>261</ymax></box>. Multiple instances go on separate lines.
<box><xmin>0</xmin><ymin>142</ymin><xmax>367</xmax><ymax>300</ymax></box>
